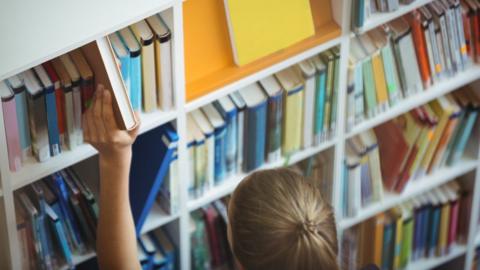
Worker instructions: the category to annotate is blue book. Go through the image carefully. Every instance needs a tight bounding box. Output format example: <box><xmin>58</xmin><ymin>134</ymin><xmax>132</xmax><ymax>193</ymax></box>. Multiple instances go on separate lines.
<box><xmin>48</xmin><ymin>173</ymin><xmax>85</xmax><ymax>252</ymax></box>
<box><xmin>412</xmin><ymin>206</ymin><xmax>422</xmax><ymax>260</ymax></box>
<box><xmin>138</xmin><ymin>242</ymin><xmax>154</xmax><ymax>270</ymax></box>
<box><xmin>429</xmin><ymin>204</ymin><xmax>441</xmax><ymax>257</ymax></box>
<box><xmin>214</xmin><ymin>96</ymin><xmax>238</xmax><ymax>176</ymax></box>
<box><xmin>45</xmin><ymin>203</ymin><xmax>73</xmax><ymax>268</ymax></box>
<box><xmin>312</xmin><ymin>57</ymin><xmax>327</xmax><ymax>144</ymax></box>
<box><xmin>118</xmin><ymin>27</ymin><xmax>142</xmax><ymax>111</ymax></box>
<box><xmin>18</xmin><ymin>192</ymin><xmax>45</xmax><ymax>268</ymax></box>
<box><xmin>34</xmin><ymin>65</ymin><xmax>61</xmax><ymax>156</ymax></box>
<box><xmin>259</xmin><ymin>75</ymin><xmax>283</xmax><ymax>162</ymax></box>
<box><xmin>150</xmin><ymin>230</ymin><xmax>175</xmax><ymax>270</ymax></box>
<box><xmin>140</xmin><ymin>234</ymin><xmax>168</xmax><ymax>268</ymax></box>
<box><xmin>239</xmin><ymin>83</ymin><xmax>267</xmax><ymax>172</ymax></box>
<box><xmin>202</xmin><ymin>104</ymin><xmax>227</xmax><ymax>183</ymax></box>
<box><xmin>382</xmin><ymin>217</ymin><xmax>395</xmax><ymax>270</ymax></box>
<box><xmin>229</xmin><ymin>92</ymin><xmax>247</xmax><ymax>173</ymax></box>
<box><xmin>447</xmin><ymin>103</ymin><xmax>479</xmax><ymax>165</ymax></box>
<box><xmin>109</xmin><ymin>32</ymin><xmax>132</xmax><ymax>105</ymax></box>
<box><xmin>130</xmin><ymin>123</ymin><xmax>178</xmax><ymax>235</ymax></box>
<box><xmin>7</xmin><ymin>76</ymin><xmax>31</xmax><ymax>159</ymax></box>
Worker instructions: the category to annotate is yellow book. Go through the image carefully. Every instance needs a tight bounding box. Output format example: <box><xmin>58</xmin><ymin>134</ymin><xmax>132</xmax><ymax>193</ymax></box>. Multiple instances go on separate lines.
<box><xmin>420</xmin><ymin>100</ymin><xmax>452</xmax><ymax>176</ymax></box>
<box><xmin>435</xmin><ymin>188</ymin><xmax>451</xmax><ymax>257</ymax></box>
<box><xmin>371</xmin><ymin>53</ymin><xmax>389</xmax><ymax>111</ymax></box>
<box><xmin>223</xmin><ymin>0</ymin><xmax>315</xmax><ymax>66</ymax></box>
<box><xmin>130</xmin><ymin>21</ymin><xmax>158</xmax><ymax>112</ymax></box>
<box><xmin>391</xmin><ymin>208</ymin><xmax>403</xmax><ymax>269</ymax></box>
<box><xmin>275</xmin><ymin>67</ymin><xmax>304</xmax><ymax>155</ymax></box>
<box><xmin>373</xmin><ymin>213</ymin><xmax>385</xmax><ymax>266</ymax></box>
<box><xmin>408</xmin><ymin>112</ymin><xmax>429</xmax><ymax>179</ymax></box>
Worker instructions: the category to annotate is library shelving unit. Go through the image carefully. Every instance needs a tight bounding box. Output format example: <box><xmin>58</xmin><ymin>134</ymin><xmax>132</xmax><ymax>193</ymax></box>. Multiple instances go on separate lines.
<box><xmin>0</xmin><ymin>1</ymin><xmax>479</xmax><ymax>270</ymax></box>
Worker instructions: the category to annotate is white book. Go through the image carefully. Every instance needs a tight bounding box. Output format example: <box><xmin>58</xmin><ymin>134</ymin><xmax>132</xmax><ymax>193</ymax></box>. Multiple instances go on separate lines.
<box><xmin>20</xmin><ymin>70</ymin><xmax>51</xmax><ymax>162</ymax></box>
<box><xmin>146</xmin><ymin>14</ymin><xmax>174</xmax><ymax>111</ymax></box>
<box><xmin>229</xmin><ymin>92</ymin><xmax>246</xmax><ymax>172</ymax></box>
<box><xmin>297</xmin><ymin>60</ymin><xmax>316</xmax><ymax>149</ymax></box>
<box><xmin>130</xmin><ymin>21</ymin><xmax>157</xmax><ymax>112</ymax></box>
<box><xmin>188</xmin><ymin>114</ymin><xmax>207</xmax><ymax>196</ymax></box>
<box><xmin>186</xmin><ymin>120</ymin><xmax>196</xmax><ymax>199</ymax></box>
<box><xmin>191</xmin><ymin>109</ymin><xmax>215</xmax><ymax>190</ymax></box>
<box><xmin>60</xmin><ymin>54</ymin><xmax>83</xmax><ymax>146</ymax></box>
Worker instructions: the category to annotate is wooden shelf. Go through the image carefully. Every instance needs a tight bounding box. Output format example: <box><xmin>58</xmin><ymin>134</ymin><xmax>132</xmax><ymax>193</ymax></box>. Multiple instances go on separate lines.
<box><xmin>183</xmin><ymin>0</ymin><xmax>341</xmax><ymax>101</ymax></box>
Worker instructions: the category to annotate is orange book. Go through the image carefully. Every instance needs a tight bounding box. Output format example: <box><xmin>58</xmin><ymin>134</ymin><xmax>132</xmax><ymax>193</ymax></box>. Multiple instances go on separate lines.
<box><xmin>373</xmin><ymin>213</ymin><xmax>386</xmax><ymax>266</ymax></box>
<box><xmin>406</xmin><ymin>12</ymin><xmax>431</xmax><ymax>88</ymax></box>
<box><xmin>428</xmin><ymin>95</ymin><xmax>461</xmax><ymax>173</ymax></box>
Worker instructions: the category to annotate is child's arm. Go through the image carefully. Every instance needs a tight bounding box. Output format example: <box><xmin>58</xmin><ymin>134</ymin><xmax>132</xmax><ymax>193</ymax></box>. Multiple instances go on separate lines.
<box><xmin>83</xmin><ymin>85</ymin><xmax>141</xmax><ymax>270</ymax></box>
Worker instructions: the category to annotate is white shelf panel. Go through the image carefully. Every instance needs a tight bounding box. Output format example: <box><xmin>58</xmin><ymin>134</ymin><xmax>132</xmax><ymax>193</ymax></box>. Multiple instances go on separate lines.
<box><xmin>184</xmin><ymin>36</ymin><xmax>344</xmax><ymax>113</ymax></box>
<box><xmin>141</xmin><ymin>203</ymin><xmax>179</xmax><ymax>234</ymax></box>
<box><xmin>347</xmin><ymin>65</ymin><xmax>480</xmax><ymax>139</ymax></box>
<box><xmin>406</xmin><ymin>245</ymin><xmax>466</xmax><ymax>270</ymax></box>
<box><xmin>187</xmin><ymin>138</ymin><xmax>337</xmax><ymax>211</ymax></box>
<box><xmin>356</xmin><ymin>0</ymin><xmax>434</xmax><ymax>34</ymax></box>
<box><xmin>0</xmin><ymin>0</ymin><xmax>178</xmax><ymax>81</ymax></box>
<box><xmin>338</xmin><ymin>159</ymin><xmax>479</xmax><ymax>230</ymax></box>
<box><xmin>60</xmin><ymin>251</ymin><xmax>97</xmax><ymax>270</ymax></box>
<box><xmin>10</xmin><ymin>110</ymin><xmax>177</xmax><ymax>191</ymax></box>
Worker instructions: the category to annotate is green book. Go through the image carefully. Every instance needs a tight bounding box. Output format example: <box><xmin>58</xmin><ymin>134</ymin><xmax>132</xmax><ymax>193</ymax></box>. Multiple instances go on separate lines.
<box><xmin>320</xmin><ymin>51</ymin><xmax>335</xmax><ymax>136</ymax></box>
<box><xmin>331</xmin><ymin>47</ymin><xmax>340</xmax><ymax>135</ymax></box>
<box><xmin>362</xmin><ymin>59</ymin><xmax>377</xmax><ymax>118</ymax></box>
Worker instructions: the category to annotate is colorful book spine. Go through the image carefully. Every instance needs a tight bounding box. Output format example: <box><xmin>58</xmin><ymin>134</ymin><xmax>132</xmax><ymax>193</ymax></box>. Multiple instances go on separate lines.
<box><xmin>7</xmin><ymin>77</ymin><xmax>31</xmax><ymax>160</ymax></box>
<box><xmin>1</xmin><ymin>81</ymin><xmax>22</xmax><ymax>171</ymax></box>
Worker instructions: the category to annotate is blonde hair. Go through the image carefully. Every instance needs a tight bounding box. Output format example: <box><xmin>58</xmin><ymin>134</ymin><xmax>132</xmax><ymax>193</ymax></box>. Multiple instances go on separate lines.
<box><xmin>228</xmin><ymin>168</ymin><xmax>339</xmax><ymax>270</ymax></box>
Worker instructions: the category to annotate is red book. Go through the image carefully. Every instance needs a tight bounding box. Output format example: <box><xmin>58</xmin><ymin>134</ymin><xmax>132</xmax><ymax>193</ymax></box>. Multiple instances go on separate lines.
<box><xmin>42</xmin><ymin>61</ymin><xmax>66</xmax><ymax>148</ymax></box>
<box><xmin>373</xmin><ymin>121</ymin><xmax>409</xmax><ymax>191</ymax></box>
<box><xmin>447</xmin><ymin>198</ymin><xmax>459</xmax><ymax>251</ymax></box>
<box><xmin>70</xmin><ymin>49</ymin><xmax>95</xmax><ymax>112</ymax></box>
<box><xmin>406</xmin><ymin>11</ymin><xmax>431</xmax><ymax>88</ymax></box>
<box><xmin>203</xmin><ymin>206</ymin><xmax>222</xmax><ymax>267</ymax></box>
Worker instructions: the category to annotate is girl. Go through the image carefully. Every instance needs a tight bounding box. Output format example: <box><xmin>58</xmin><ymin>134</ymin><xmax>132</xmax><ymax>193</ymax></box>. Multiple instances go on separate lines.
<box><xmin>84</xmin><ymin>85</ymin><xmax>340</xmax><ymax>270</ymax></box>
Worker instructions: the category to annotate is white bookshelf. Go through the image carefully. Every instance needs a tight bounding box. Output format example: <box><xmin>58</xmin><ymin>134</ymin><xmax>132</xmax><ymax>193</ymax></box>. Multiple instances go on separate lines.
<box><xmin>355</xmin><ymin>0</ymin><xmax>434</xmax><ymax>34</ymax></box>
<box><xmin>1</xmin><ymin>0</ymin><xmax>480</xmax><ymax>270</ymax></box>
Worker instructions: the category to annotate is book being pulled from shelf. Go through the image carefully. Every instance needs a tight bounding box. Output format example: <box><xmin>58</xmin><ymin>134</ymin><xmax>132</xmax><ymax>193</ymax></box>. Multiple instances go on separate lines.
<box><xmin>14</xmin><ymin>168</ymin><xmax>98</xmax><ymax>270</ymax></box>
<box><xmin>342</xmin><ymin>85</ymin><xmax>480</xmax><ymax>218</ymax></box>
<box><xmin>342</xmin><ymin>180</ymin><xmax>472</xmax><ymax>270</ymax></box>
<box><xmin>190</xmin><ymin>197</ymin><xmax>238</xmax><ymax>270</ymax></box>
<box><xmin>109</xmin><ymin>12</ymin><xmax>174</xmax><ymax>113</ymax></box>
<box><xmin>185</xmin><ymin>50</ymin><xmax>340</xmax><ymax>199</ymax></box>
<box><xmin>347</xmin><ymin>1</ymin><xmax>477</xmax><ymax>130</ymax></box>
<box><xmin>1</xmin><ymin>38</ymin><xmax>141</xmax><ymax>172</ymax></box>
<box><xmin>138</xmin><ymin>227</ymin><xmax>177</xmax><ymax>270</ymax></box>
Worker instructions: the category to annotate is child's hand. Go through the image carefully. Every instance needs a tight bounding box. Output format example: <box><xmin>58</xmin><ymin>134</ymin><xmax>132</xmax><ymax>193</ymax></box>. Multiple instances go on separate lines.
<box><xmin>83</xmin><ymin>84</ymin><xmax>140</xmax><ymax>164</ymax></box>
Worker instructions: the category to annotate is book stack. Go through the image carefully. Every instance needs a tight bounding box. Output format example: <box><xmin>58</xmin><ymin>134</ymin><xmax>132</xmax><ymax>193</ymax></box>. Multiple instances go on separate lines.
<box><xmin>343</xmin><ymin>86</ymin><xmax>480</xmax><ymax>218</ymax></box>
<box><xmin>342</xmin><ymin>181</ymin><xmax>472</xmax><ymax>270</ymax></box>
<box><xmin>15</xmin><ymin>168</ymin><xmax>98</xmax><ymax>270</ymax></box>
<box><xmin>348</xmin><ymin>0</ymin><xmax>476</xmax><ymax>128</ymax></box>
<box><xmin>190</xmin><ymin>198</ymin><xmax>237</xmax><ymax>270</ymax></box>
<box><xmin>353</xmin><ymin>0</ymin><xmax>417</xmax><ymax>31</ymax></box>
<box><xmin>109</xmin><ymin>13</ymin><xmax>174</xmax><ymax>113</ymax></box>
<box><xmin>1</xmin><ymin>49</ymin><xmax>95</xmax><ymax>171</ymax></box>
<box><xmin>137</xmin><ymin>228</ymin><xmax>176</xmax><ymax>270</ymax></box>
<box><xmin>289</xmin><ymin>149</ymin><xmax>335</xmax><ymax>205</ymax></box>
<box><xmin>186</xmin><ymin>50</ymin><xmax>340</xmax><ymax>199</ymax></box>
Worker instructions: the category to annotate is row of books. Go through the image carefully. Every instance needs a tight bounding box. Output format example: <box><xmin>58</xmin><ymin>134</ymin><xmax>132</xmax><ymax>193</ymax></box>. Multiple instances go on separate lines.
<box><xmin>352</xmin><ymin>0</ymin><xmax>417</xmax><ymax>30</ymax></box>
<box><xmin>1</xmin><ymin>49</ymin><xmax>94</xmax><ymax>171</ymax></box>
<box><xmin>15</xmin><ymin>168</ymin><xmax>98</xmax><ymax>270</ymax></box>
<box><xmin>342</xmin><ymin>181</ymin><xmax>472</xmax><ymax>270</ymax></box>
<box><xmin>190</xmin><ymin>198</ymin><xmax>237</xmax><ymax>270</ymax></box>
<box><xmin>348</xmin><ymin>0</ymin><xmax>474</xmax><ymax>128</ymax></box>
<box><xmin>185</xmin><ymin>50</ymin><xmax>340</xmax><ymax>199</ymax></box>
<box><xmin>343</xmin><ymin>86</ymin><xmax>480</xmax><ymax>218</ymax></box>
<box><xmin>109</xmin><ymin>13</ymin><xmax>174</xmax><ymax>113</ymax></box>
<box><xmin>137</xmin><ymin>228</ymin><xmax>176</xmax><ymax>270</ymax></box>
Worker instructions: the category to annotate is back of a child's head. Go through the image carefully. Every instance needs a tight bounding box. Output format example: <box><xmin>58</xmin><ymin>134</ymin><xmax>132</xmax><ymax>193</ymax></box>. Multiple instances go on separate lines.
<box><xmin>228</xmin><ymin>168</ymin><xmax>339</xmax><ymax>270</ymax></box>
